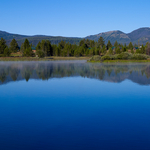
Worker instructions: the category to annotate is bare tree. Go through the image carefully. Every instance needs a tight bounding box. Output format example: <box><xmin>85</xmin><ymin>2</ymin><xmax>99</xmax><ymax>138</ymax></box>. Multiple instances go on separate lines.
<box><xmin>146</xmin><ymin>42</ymin><xmax>150</xmax><ymax>55</ymax></box>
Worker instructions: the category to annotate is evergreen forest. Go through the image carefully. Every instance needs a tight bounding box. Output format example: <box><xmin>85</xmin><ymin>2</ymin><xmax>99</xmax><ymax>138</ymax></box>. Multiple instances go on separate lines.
<box><xmin>0</xmin><ymin>37</ymin><xmax>150</xmax><ymax>60</ymax></box>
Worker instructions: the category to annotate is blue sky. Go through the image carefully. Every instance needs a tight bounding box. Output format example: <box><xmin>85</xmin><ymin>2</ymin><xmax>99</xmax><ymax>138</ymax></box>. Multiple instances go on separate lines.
<box><xmin>0</xmin><ymin>0</ymin><xmax>150</xmax><ymax>37</ymax></box>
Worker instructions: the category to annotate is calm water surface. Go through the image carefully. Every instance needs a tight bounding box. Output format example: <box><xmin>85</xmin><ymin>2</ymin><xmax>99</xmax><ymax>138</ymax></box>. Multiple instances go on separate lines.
<box><xmin>0</xmin><ymin>61</ymin><xmax>150</xmax><ymax>150</ymax></box>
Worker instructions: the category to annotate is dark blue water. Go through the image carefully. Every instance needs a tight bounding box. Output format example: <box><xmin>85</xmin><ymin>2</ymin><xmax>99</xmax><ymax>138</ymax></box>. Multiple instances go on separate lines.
<box><xmin>0</xmin><ymin>61</ymin><xmax>150</xmax><ymax>150</ymax></box>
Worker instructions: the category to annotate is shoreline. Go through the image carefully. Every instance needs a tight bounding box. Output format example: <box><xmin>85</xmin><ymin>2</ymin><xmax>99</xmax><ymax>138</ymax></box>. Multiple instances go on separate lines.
<box><xmin>88</xmin><ymin>59</ymin><xmax>150</xmax><ymax>63</ymax></box>
<box><xmin>1</xmin><ymin>56</ymin><xmax>150</xmax><ymax>63</ymax></box>
<box><xmin>0</xmin><ymin>56</ymin><xmax>90</xmax><ymax>61</ymax></box>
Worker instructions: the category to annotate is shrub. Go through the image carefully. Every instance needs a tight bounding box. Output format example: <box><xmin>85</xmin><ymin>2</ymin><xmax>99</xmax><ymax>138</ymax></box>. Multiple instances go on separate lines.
<box><xmin>101</xmin><ymin>54</ymin><xmax>119</xmax><ymax>60</ymax></box>
<box><xmin>101</xmin><ymin>55</ymin><xmax>112</xmax><ymax>61</ymax></box>
<box><xmin>3</xmin><ymin>47</ymin><xmax>11</xmax><ymax>57</ymax></box>
<box><xmin>117</xmin><ymin>52</ymin><xmax>132</xmax><ymax>60</ymax></box>
<box><xmin>131</xmin><ymin>54</ymin><xmax>149</xmax><ymax>60</ymax></box>
<box><xmin>112</xmin><ymin>54</ymin><xmax>119</xmax><ymax>60</ymax></box>
<box><xmin>36</xmin><ymin>50</ymin><xmax>45</xmax><ymax>58</ymax></box>
<box><xmin>89</xmin><ymin>53</ymin><xmax>150</xmax><ymax>62</ymax></box>
<box><xmin>88</xmin><ymin>55</ymin><xmax>101</xmax><ymax>61</ymax></box>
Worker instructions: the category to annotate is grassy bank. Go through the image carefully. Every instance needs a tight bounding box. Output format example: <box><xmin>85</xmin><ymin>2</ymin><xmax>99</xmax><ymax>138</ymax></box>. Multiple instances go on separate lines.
<box><xmin>88</xmin><ymin>59</ymin><xmax>150</xmax><ymax>63</ymax></box>
<box><xmin>0</xmin><ymin>56</ymin><xmax>90</xmax><ymax>61</ymax></box>
<box><xmin>88</xmin><ymin>53</ymin><xmax>150</xmax><ymax>63</ymax></box>
<box><xmin>102</xmin><ymin>59</ymin><xmax>150</xmax><ymax>63</ymax></box>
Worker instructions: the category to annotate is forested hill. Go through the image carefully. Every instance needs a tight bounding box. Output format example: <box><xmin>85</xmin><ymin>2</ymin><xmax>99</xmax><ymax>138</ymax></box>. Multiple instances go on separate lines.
<box><xmin>0</xmin><ymin>31</ymin><xmax>81</xmax><ymax>47</ymax></box>
<box><xmin>85</xmin><ymin>27</ymin><xmax>150</xmax><ymax>45</ymax></box>
<box><xmin>0</xmin><ymin>27</ymin><xmax>150</xmax><ymax>46</ymax></box>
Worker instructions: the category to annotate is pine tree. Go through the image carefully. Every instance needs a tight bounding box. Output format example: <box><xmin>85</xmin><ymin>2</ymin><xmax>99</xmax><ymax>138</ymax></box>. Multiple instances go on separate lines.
<box><xmin>39</xmin><ymin>40</ymin><xmax>53</xmax><ymax>56</ymax></box>
<box><xmin>98</xmin><ymin>37</ymin><xmax>105</xmax><ymax>48</ymax></box>
<box><xmin>124</xmin><ymin>43</ymin><xmax>127</xmax><ymax>48</ymax></box>
<box><xmin>36</xmin><ymin>42</ymin><xmax>41</xmax><ymax>50</ymax></box>
<box><xmin>90</xmin><ymin>40</ymin><xmax>95</xmax><ymax>48</ymax></box>
<box><xmin>85</xmin><ymin>39</ymin><xmax>90</xmax><ymax>48</ymax></box>
<box><xmin>128</xmin><ymin>42</ymin><xmax>133</xmax><ymax>50</ymax></box>
<box><xmin>141</xmin><ymin>45</ymin><xmax>146</xmax><ymax>54</ymax></box>
<box><xmin>107</xmin><ymin>40</ymin><xmax>112</xmax><ymax>50</ymax></box>
<box><xmin>116</xmin><ymin>47</ymin><xmax>121</xmax><ymax>54</ymax></box>
<box><xmin>122</xmin><ymin>46</ymin><xmax>127</xmax><ymax>52</ymax></box>
<box><xmin>114</xmin><ymin>41</ymin><xmax>118</xmax><ymax>48</ymax></box>
<box><xmin>102</xmin><ymin>45</ymin><xmax>106</xmax><ymax>54</ymax></box>
<box><xmin>108</xmin><ymin>47</ymin><xmax>113</xmax><ymax>55</ymax></box>
<box><xmin>22</xmin><ymin>39</ymin><xmax>33</xmax><ymax>57</ymax></box>
<box><xmin>10</xmin><ymin>39</ymin><xmax>19</xmax><ymax>53</ymax></box>
<box><xmin>79</xmin><ymin>39</ymin><xmax>85</xmax><ymax>46</ymax></box>
<box><xmin>24</xmin><ymin>39</ymin><xmax>30</xmax><ymax>50</ymax></box>
<box><xmin>0</xmin><ymin>38</ymin><xmax>7</xmax><ymax>54</ymax></box>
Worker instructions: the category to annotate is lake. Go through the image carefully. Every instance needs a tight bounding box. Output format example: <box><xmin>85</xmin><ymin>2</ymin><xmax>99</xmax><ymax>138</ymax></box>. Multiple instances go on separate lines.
<box><xmin>0</xmin><ymin>61</ymin><xmax>150</xmax><ymax>150</ymax></box>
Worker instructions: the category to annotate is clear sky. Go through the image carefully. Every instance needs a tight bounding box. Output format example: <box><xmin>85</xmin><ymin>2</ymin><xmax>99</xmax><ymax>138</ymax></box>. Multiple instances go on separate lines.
<box><xmin>0</xmin><ymin>0</ymin><xmax>150</xmax><ymax>37</ymax></box>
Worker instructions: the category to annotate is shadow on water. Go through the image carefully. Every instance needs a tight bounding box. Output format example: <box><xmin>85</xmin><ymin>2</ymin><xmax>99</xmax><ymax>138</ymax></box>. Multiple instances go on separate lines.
<box><xmin>0</xmin><ymin>61</ymin><xmax>150</xmax><ymax>85</ymax></box>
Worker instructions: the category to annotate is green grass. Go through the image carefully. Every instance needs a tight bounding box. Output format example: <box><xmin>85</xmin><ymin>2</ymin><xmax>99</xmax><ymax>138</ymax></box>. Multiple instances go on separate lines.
<box><xmin>102</xmin><ymin>59</ymin><xmax>150</xmax><ymax>63</ymax></box>
<box><xmin>88</xmin><ymin>59</ymin><xmax>150</xmax><ymax>63</ymax></box>
<box><xmin>0</xmin><ymin>56</ymin><xmax>90</xmax><ymax>61</ymax></box>
<box><xmin>87</xmin><ymin>60</ymin><xmax>101</xmax><ymax>63</ymax></box>
<box><xmin>11</xmin><ymin>52</ymin><xmax>22</xmax><ymax>57</ymax></box>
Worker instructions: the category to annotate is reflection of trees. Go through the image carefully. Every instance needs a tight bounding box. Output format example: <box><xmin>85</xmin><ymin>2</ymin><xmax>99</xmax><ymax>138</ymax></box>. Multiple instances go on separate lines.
<box><xmin>0</xmin><ymin>69</ymin><xmax>7</xmax><ymax>83</ymax></box>
<box><xmin>0</xmin><ymin>62</ymin><xmax>150</xmax><ymax>84</ymax></box>
<box><xmin>10</xmin><ymin>68</ymin><xmax>20</xmax><ymax>81</ymax></box>
<box><xmin>0</xmin><ymin>66</ymin><xmax>9</xmax><ymax>83</ymax></box>
<box><xmin>36</xmin><ymin>64</ymin><xmax>53</xmax><ymax>80</ymax></box>
<box><xmin>145</xmin><ymin>66</ymin><xmax>150</xmax><ymax>79</ymax></box>
<box><xmin>107</xmin><ymin>69</ymin><xmax>112</xmax><ymax>76</ymax></box>
<box><xmin>21</xmin><ymin>66</ymin><xmax>33</xmax><ymax>82</ymax></box>
<box><xmin>34</xmin><ymin>63</ymin><xmax>150</xmax><ymax>82</ymax></box>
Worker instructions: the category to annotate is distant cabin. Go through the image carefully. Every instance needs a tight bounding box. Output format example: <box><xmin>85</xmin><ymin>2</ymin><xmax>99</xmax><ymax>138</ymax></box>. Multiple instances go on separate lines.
<box><xmin>31</xmin><ymin>47</ymin><xmax>36</xmax><ymax>53</ymax></box>
<box><xmin>32</xmin><ymin>50</ymin><xmax>36</xmax><ymax>53</ymax></box>
<box><xmin>133</xmin><ymin>47</ymin><xmax>138</xmax><ymax>50</ymax></box>
<box><xmin>112</xmin><ymin>46</ymin><xmax>115</xmax><ymax>50</ymax></box>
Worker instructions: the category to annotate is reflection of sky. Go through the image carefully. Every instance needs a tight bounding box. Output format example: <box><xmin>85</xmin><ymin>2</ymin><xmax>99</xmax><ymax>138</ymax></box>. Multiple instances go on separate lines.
<box><xmin>0</xmin><ymin>77</ymin><xmax>150</xmax><ymax>149</ymax></box>
<box><xmin>0</xmin><ymin>77</ymin><xmax>150</xmax><ymax>99</ymax></box>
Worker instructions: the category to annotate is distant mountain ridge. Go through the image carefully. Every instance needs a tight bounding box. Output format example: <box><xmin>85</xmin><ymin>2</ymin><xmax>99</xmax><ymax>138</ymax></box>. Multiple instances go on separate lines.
<box><xmin>85</xmin><ymin>30</ymin><xmax>131</xmax><ymax>44</ymax></box>
<box><xmin>85</xmin><ymin>27</ymin><xmax>150</xmax><ymax>45</ymax></box>
<box><xmin>127</xmin><ymin>28</ymin><xmax>150</xmax><ymax>43</ymax></box>
<box><xmin>0</xmin><ymin>27</ymin><xmax>150</xmax><ymax>46</ymax></box>
<box><xmin>0</xmin><ymin>31</ymin><xmax>81</xmax><ymax>47</ymax></box>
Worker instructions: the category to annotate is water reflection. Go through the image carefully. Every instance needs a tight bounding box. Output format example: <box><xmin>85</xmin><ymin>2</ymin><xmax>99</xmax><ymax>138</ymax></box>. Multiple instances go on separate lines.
<box><xmin>0</xmin><ymin>61</ymin><xmax>150</xmax><ymax>85</ymax></box>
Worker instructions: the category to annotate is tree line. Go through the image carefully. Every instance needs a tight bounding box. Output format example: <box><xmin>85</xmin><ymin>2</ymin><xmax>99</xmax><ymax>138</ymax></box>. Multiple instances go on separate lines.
<box><xmin>0</xmin><ymin>37</ymin><xmax>150</xmax><ymax>57</ymax></box>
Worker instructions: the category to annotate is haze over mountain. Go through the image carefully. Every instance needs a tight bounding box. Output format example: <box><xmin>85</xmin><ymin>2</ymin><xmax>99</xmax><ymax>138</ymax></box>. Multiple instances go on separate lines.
<box><xmin>0</xmin><ymin>27</ymin><xmax>150</xmax><ymax>46</ymax></box>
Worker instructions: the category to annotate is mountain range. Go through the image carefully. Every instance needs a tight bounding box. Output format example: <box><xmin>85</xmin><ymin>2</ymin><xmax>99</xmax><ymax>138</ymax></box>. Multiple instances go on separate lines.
<box><xmin>85</xmin><ymin>27</ymin><xmax>150</xmax><ymax>45</ymax></box>
<box><xmin>0</xmin><ymin>31</ymin><xmax>81</xmax><ymax>47</ymax></box>
<box><xmin>0</xmin><ymin>27</ymin><xmax>150</xmax><ymax>47</ymax></box>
